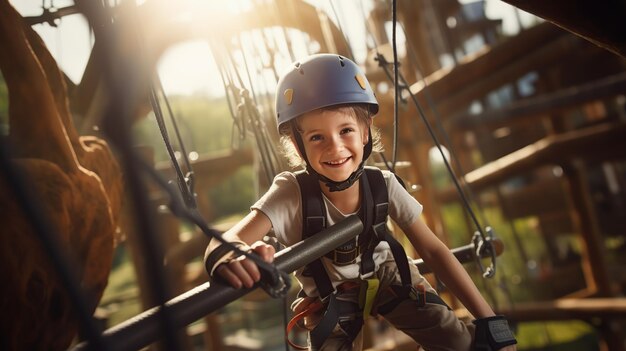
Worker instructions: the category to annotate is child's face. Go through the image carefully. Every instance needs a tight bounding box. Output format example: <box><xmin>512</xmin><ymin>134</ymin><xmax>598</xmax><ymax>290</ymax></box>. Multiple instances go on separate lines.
<box><xmin>296</xmin><ymin>108</ymin><xmax>369</xmax><ymax>182</ymax></box>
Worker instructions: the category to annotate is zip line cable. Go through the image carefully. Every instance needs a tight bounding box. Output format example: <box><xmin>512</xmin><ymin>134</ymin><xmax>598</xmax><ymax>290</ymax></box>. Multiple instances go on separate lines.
<box><xmin>226</xmin><ymin>57</ymin><xmax>279</xmax><ymax>182</ymax></box>
<box><xmin>213</xmin><ymin>38</ymin><xmax>280</xmax><ymax>184</ymax></box>
<box><xmin>380</xmin><ymin>55</ymin><xmax>497</xmax><ymax>278</ymax></box>
<box><xmin>391</xmin><ymin>0</ymin><xmax>399</xmax><ymax>173</ymax></box>
<box><xmin>358</xmin><ymin>0</ymin><xmax>396</xmax><ymax>173</ymax></box>
<box><xmin>328</xmin><ymin>0</ymin><xmax>355</xmax><ymax>61</ymax></box>
<box><xmin>397</xmin><ymin>20</ymin><xmax>491</xmax><ymax>234</ymax></box>
<box><xmin>392</xmin><ymin>20</ymin><xmax>498</xmax><ymax>278</ymax></box>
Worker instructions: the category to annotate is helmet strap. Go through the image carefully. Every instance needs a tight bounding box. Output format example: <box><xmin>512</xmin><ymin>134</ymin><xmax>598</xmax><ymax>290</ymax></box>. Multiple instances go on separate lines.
<box><xmin>291</xmin><ymin>123</ymin><xmax>373</xmax><ymax>192</ymax></box>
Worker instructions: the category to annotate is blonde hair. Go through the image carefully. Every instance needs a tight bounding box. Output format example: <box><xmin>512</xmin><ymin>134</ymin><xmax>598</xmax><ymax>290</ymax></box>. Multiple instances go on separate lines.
<box><xmin>278</xmin><ymin>104</ymin><xmax>383</xmax><ymax>169</ymax></box>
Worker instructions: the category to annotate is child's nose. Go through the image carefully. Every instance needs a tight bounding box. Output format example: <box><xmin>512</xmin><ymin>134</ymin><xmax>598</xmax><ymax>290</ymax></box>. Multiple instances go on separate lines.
<box><xmin>326</xmin><ymin>134</ymin><xmax>343</xmax><ymax>150</ymax></box>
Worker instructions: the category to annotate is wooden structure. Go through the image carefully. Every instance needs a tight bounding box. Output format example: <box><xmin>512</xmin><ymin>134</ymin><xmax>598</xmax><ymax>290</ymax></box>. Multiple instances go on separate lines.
<box><xmin>0</xmin><ymin>1</ymin><xmax>123</xmax><ymax>350</ymax></box>
<box><xmin>2</xmin><ymin>0</ymin><xmax>626</xmax><ymax>350</ymax></box>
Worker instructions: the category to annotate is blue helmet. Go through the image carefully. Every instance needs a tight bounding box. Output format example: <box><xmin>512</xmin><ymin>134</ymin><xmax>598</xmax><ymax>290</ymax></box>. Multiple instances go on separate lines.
<box><xmin>275</xmin><ymin>54</ymin><xmax>378</xmax><ymax>130</ymax></box>
<box><xmin>274</xmin><ymin>54</ymin><xmax>378</xmax><ymax>192</ymax></box>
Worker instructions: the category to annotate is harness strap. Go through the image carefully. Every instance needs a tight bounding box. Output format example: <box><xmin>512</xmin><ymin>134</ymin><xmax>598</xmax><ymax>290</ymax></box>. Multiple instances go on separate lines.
<box><xmin>358</xmin><ymin>171</ymin><xmax>377</xmax><ymax>276</ymax></box>
<box><xmin>297</xmin><ymin>170</ymin><xmax>334</xmax><ymax>299</ymax></box>
<box><xmin>362</xmin><ymin>169</ymin><xmax>412</xmax><ymax>288</ymax></box>
<box><xmin>286</xmin><ymin>300</ymin><xmax>325</xmax><ymax>350</ymax></box>
<box><xmin>309</xmin><ymin>295</ymin><xmax>340</xmax><ymax>351</ymax></box>
<box><xmin>359</xmin><ymin>278</ymin><xmax>380</xmax><ymax>317</ymax></box>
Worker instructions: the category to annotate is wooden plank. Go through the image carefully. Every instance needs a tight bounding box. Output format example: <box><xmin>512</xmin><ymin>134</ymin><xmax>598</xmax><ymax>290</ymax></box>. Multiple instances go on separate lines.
<box><xmin>408</xmin><ymin>23</ymin><xmax>565</xmax><ymax>101</ymax></box>
<box><xmin>499</xmin><ymin>177</ymin><xmax>568</xmax><ymax>219</ymax></box>
<box><xmin>500</xmin><ymin>298</ymin><xmax>626</xmax><ymax>321</ymax></box>
<box><xmin>464</xmin><ymin>123</ymin><xmax>626</xmax><ymax>191</ymax></box>
<box><xmin>436</xmin><ymin>122</ymin><xmax>626</xmax><ymax>202</ymax></box>
<box><xmin>451</xmin><ymin>71</ymin><xmax>626</xmax><ymax>130</ymax></box>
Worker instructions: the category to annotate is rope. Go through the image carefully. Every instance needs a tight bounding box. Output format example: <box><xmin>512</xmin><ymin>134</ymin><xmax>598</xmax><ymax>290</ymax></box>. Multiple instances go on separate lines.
<box><xmin>328</xmin><ymin>0</ymin><xmax>355</xmax><ymax>61</ymax></box>
<box><xmin>398</xmin><ymin>20</ymin><xmax>491</xmax><ymax>233</ymax></box>
<box><xmin>368</xmin><ymin>16</ymin><xmax>497</xmax><ymax>277</ymax></box>
<box><xmin>150</xmin><ymin>77</ymin><xmax>197</xmax><ymax>209</ymax></box>
<box><xmin>392</xmin><ymin>21</ymin><xmax>497</xmax><ymax>278</ymax></box>
<box><xmin>391</xmin><ymin>0</ymin><xmax>399</xmax><ymax>173</ymax></box>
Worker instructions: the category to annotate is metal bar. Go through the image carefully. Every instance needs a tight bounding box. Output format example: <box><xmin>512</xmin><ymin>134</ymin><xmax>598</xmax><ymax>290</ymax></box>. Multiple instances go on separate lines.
<box><xmin>71</xmin><ymin>215</ymin><xmax>363</xmax><ymax>351</ymax></box>
<box><xmin>413</xmin><ymin>237</ymin><xmax>504</xmax><ymax>274</ymax></box>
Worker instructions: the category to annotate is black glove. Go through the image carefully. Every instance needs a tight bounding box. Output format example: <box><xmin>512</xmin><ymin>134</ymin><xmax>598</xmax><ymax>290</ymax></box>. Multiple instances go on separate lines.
<box><xmin>473</xmin><ymin>315</ymin><xmax>517</xmax><ymax>350</ymax></box>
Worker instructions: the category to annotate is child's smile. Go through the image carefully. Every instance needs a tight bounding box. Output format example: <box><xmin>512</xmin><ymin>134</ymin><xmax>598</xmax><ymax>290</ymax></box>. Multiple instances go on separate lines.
<box><xmin>297</xmin><ymin>108</ymin><xmax>368</xmax><ymax>183</ymax></box>
<box><xmin>323</xmin><ymin>156</ymin><xmax>350</xmax><ymax>167</ymax></box>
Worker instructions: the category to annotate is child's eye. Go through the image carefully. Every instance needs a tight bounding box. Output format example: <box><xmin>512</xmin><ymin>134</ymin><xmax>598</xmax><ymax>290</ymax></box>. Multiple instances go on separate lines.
<box><xmin>340</xmin><ymin>127</ymin><xmax>354</xmax><ymax>135</ymax></box>
<box><xmin>309</xmin><ymin>134</ymin><xmax>322</xmax><ymax>142</ymax></box>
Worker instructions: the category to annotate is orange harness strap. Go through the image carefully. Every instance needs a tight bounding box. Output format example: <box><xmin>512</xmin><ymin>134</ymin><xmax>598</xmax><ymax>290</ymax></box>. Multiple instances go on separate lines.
<box><xmin>286</xmin><ymin>300</ymin><xmax>325</xmax><ymax>350</ymax></box>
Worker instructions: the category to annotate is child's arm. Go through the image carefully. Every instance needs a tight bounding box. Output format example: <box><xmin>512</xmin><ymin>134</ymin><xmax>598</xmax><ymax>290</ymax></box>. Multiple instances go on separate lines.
<box><xmin>205</xmin><ymin>209</ymin><xmax>275</xmax><ymax>289</ymax></box>
<box><xmin>401</xmin><ymin>217</ymin><xmax>517</xmax><ymax>350</ymax></box>
<box><xmin>402</xmin><ymin>216</ymin><xmax>495</xmax><ymax>317</ymax></box>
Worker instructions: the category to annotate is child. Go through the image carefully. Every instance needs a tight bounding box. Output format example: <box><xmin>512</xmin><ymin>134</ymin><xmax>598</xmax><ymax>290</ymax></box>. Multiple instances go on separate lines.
<box><xmin>205</xmin><ymin>54</ymin><xmax>517</xmax><ymax>351</ymax></box>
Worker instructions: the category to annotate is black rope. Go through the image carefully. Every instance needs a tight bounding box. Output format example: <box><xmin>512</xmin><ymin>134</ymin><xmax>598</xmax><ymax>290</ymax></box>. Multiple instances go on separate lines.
<box><xmin>149</xmin><ymin>84</ymin><xmax>196</xmax><ymax>209</ymax></box>
<box><xmin>235</xmin><ymin>34</ymin><xmax>260</xmax><ymax>107</ymax></box>
<box><xmin>393</xmin><ymin>20</ymin><xmax>496</xmax><ymax>277</ymax></box>
<box><xmin>398</xmin><ymin>20</ymin><xmax>490</xmax><ymax>230</ymax></box>
<box><xmin>214</xmin><ymin>51</ymin><xmax>245</xmax><ymax>149</ymax></box>
<box><xmin>153</xmin><ymin>77</ymin><xmax>196</xmax><ymax>199</ymax></box>
<box><xmin>135</xmin><ymin>154</ymin><xmax>288</xmax><ymax>295</ymax></box>
<box><xmin>216</xmin><ymin>38</ymin><xmax>281</xmax><ymax>183</ymax></box>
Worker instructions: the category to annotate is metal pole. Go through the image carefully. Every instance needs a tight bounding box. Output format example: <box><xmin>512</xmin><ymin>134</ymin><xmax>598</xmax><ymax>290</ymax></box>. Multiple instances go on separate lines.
<box><xmin>71</xmin><ymin>215</ymin><xmax>363</xmax><ymax>351</ymax></box>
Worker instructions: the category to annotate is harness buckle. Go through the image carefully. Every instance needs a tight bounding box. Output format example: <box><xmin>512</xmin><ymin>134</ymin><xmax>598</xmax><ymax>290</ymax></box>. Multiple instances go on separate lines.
<box><xmin>372</xmin><ymin>222</ymin><xmax>387</xmax><ymax>240</ymax></box>
<box><xmin>329</xmin><ymin>243</ymin><xmax>360</xmax><ymax>265</ymax></box>
<box><xmin>306</xmin><ymin>216</ymin><xmax>326</xmax><ymax>233</ymax></box>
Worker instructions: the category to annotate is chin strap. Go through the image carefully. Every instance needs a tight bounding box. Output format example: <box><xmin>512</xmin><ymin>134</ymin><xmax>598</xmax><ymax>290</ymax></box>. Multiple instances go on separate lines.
<box><xmin>291</xmin><ymin>123</ymin><xmax>373</xmax><ymax>192</ymax></box>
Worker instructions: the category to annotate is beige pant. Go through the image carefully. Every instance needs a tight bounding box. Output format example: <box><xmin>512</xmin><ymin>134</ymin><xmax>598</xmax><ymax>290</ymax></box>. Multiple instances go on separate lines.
<box><xmin>311</xmin><ymin>262</ymin><xmax>474</xmax><ymax>351</ymax></box>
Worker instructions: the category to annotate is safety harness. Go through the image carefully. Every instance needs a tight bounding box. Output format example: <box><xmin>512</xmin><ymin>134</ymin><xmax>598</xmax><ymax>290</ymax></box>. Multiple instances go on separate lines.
<box><xmin>289</xmin><ymin>167</ymin><xmax>446</xmax><ymax>350</ymax></box>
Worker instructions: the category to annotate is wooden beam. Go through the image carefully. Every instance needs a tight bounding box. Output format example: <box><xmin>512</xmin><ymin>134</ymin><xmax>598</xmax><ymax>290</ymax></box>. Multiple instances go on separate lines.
<box><xmin>451</xmin><ymin>71</ymin><xmax>626</xmax><ymax>130</ymax></box>
<box><xmin>463</xmin><ymin>123</ymin><xmax>626</xmax><ymax>191</ymax></box>
<box><xmin>408</xmin><ymin>23</ymin><xmax>564</xmax><ymax>105</ymax></box>
<box><xmin>500</xmin><ymin>298</ymin><xmax>626</xmax><ymax>321</ymax></box>
<box><xmin>501</xmin><ymin>0</ymin><xmax>626</xmax><ymax>59</ymax></box>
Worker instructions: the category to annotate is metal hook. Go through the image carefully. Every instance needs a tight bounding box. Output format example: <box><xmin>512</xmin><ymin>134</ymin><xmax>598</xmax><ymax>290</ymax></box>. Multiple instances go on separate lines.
<box><xmin>472</xmin><ymin>227</ymin><xmax>497</xmax><ymax>278</ymax></box>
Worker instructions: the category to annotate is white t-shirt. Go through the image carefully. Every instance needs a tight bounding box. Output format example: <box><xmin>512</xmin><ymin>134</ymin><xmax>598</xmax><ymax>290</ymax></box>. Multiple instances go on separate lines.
<box><xmin>252</xmin><ymin>169</ymin><xmax>424</xmax><ymax>296</ymax></box>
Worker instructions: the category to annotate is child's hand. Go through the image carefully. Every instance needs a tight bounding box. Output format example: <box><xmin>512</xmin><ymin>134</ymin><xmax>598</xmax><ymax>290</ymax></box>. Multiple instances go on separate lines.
<box><xmin>214</xmin><ymin>241</ymin><xmax>275</xmax><ymax>289</ymax></box>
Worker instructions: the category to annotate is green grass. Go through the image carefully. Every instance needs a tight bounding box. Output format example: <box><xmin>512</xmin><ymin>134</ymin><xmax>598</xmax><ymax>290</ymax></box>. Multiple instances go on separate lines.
<box><xmin>99</xmin><ymin>245</ymin><xmax>141</xmax><ymax>327</ymax></box>
<box><xmin>516</xmin><ymin>321</ymin><xmax>599</xmax><ymax>350</ymax></box>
